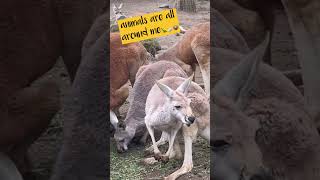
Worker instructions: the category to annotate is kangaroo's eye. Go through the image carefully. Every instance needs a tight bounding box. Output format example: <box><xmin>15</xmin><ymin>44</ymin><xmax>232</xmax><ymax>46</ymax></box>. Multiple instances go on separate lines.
<box><xmin>175</xmin><ymin>105</ymin><xmax>181</xmax><ymax>109</ymax></box>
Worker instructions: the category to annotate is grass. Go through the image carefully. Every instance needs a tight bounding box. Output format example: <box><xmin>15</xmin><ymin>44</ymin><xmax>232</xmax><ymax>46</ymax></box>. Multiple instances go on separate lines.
<box><xmin>110</xmin><ymin>137</ymin><xmax>210</xmax><ymax>180</ymax></box>
<box><xmin>110</xmin><ymin>139</ymin><xmax>181</xmax><ymax>180</ymax></box>
<box><xmin>110</xmin><ymin>141</ymin><xmax>147</xmax><ymax>180</ymax></box>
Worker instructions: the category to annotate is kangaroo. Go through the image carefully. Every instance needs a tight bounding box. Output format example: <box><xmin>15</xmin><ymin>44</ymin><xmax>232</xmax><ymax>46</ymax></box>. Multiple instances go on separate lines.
<box><xmin>150</xmin><ymin>32</ymin><xmax>270</xmax><ymax>180</ymax></box>
<box><xmin>110</xmin><ymin>32</ymin><xmax>149</xmax><ymax>129</ymax></box>
<box><xmin>114</xmin><ymin>61</ymin><xmax>187</xmax><ymax>152</ymax></box>
<box><xmin>212</xmin><ymin>26</ymin><xmax>320</xmax><ymax>180</ymax></box>
<box><xmin>156</xmin><ymin>22</ymin><xmax>210</xmax><ymax>94</ymax></box>
<box><xmin>144</xmin><ymin>75</ymin><xmax>210</xmax><ymax>180</ymax></box>
<box><xmin>112</xmin><ymin>3</ymin><xmax>126</xmax><ymax>21</ymax></box>
<box><xmin>145</xmin><ymin>75</ymin><xmax>195</xmax><ymax>160</ymax></box>
<box><xmin>156</xmin><ymin>8</ymin><xmax>250</xmax><ymax>95</ymax></box>
<box><xmin>0</xmin><ymin>0</ymin><xmax>108</xmax><ymax>177</ymax></box>
<box><xmin>281</xmin><ymin>0</ymin><xmax>320</xmax><ymax>128</ymax></box>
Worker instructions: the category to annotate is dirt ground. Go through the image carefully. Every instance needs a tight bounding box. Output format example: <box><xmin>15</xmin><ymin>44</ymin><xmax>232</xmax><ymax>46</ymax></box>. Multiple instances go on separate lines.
<box><xmin>110</xmin><ymin>0</ymin><xmax>210</xmax><ymax>179</ymax></box>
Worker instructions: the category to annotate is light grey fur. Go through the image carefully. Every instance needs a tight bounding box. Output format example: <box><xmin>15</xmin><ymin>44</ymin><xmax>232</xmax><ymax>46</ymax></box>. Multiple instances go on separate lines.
<box><xmin>114</xmin><ymin>61</ymin><xmax>187</xmax><ymax>152</ymax></box>
<box><xmin>145</xmin><ymin>76</ymin><xmax>210</xmax><ymax>180</ymax></box>
<box><xmin>145</xmin><ymin>76</ymin><xmax>195</xmax><ymax>160</ymax></box>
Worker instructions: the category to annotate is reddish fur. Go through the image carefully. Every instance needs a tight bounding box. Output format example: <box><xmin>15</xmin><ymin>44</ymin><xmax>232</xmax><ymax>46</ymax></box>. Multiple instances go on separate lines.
<box><xmin>0</xmin><ymin>0</ymin><xmax>108</xmax><ymax>176</ymax></box>
<box><xmin>110</xmin><ymin>32</ymin><xmax>149</xmax><ymax>110</ymax></box>
<box><xmin>157</xmin><ymin>22</ymin><xmax>210</xmax><ymax>71</ymax></box>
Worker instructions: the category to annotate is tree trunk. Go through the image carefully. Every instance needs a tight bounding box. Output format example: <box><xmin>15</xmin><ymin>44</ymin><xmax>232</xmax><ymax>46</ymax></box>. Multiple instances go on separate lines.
<box><xmin>176</xmin><ymin>0</ymin><xmax>197</xmax><ymax>12</ymax></box>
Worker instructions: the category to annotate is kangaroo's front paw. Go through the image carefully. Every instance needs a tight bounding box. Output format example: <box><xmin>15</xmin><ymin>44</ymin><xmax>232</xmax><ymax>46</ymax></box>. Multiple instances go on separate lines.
<box><xmin>159</xmin><ymin>155</ymin><xmax>169</xmax><ymax>163</ymax></box>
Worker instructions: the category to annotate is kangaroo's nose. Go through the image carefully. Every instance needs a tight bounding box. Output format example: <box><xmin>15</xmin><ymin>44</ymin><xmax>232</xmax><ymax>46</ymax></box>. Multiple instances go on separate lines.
<box><xmin>188</xmin><ymin>116</ymin><xmax>195</xmax><ymax>123</ymax></box>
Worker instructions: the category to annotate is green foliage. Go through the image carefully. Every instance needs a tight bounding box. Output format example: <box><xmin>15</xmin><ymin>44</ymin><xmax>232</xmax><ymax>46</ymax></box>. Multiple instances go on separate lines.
<box><xmin>141</xmin><ymin>39</ymin><xmax>161</xmax><ymax>57</ymax></box>
<box><xmin>110</xmin><ymin>141</ymin><xmax>146</xmax><ymax>180</ymax></box>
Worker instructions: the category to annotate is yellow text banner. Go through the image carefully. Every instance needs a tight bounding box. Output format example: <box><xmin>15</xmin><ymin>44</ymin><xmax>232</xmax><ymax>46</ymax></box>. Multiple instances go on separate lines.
<box><xmin>117</xmin><ymin>9</ymin><xmax>180</xmax><ymax>44</ymax></box>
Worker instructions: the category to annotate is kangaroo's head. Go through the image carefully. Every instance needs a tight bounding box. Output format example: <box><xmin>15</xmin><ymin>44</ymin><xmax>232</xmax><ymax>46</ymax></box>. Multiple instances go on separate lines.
<box><xmin>112</xmin><ymin>3</ymin><xmax>126</xmax><ymax>21</ymax></box>
<box><xmin>156</xmin><ymin>74</ymin><xmax>196</xmax><ymax>126</ymax></box>
<box><xmin>212</xmin><ymin>33</ymin><xmax>274</xmax><ymax>180</ymax></box>
<box><xmin>113</xmin><ymin>124</ymin><xmax>135</xmax><ymax>153</ymax></box>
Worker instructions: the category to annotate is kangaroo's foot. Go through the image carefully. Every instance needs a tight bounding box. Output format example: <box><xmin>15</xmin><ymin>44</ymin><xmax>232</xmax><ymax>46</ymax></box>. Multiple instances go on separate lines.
<box><xmin>164</xmin><ymin>163</ymin><xmax>193</xmax><ymax>180</ymax></box>
<box><xmin>142</xmin><ymin>157</ymin><xmax>158</xmax><ymax>165</ymax></box>
<box><xmin>154</xmin><ymin>154</ymin><xmax>169</xmax><ymax>163</ymax></box>
<box><xmin>154</xmin><ymin>152</ymin><xmax>166</xmax><ymax>162</ymax></box>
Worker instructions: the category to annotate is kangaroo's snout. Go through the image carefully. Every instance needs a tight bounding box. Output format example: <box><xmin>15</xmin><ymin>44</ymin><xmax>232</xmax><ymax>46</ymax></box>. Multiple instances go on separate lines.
<box><xmin>188</xmin><ymin>116</ymin><xmax>195</xmax><ymax>123</ymax></box>
<box><xmin>116</xmin><ymin>140</ymin><xmax>129</xmax><ymax>153</ymax></box>
<box><xmin>185</xmin><ymin>116</ymin><xmax>196</xmax><ymax>126</ymax></box>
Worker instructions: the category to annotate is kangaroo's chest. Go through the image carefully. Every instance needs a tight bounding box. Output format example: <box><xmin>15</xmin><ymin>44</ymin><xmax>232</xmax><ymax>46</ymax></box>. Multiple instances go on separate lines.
<box><xmin>149</xmin><ymin>110</ymin><xmax>181</xmax><ymax>131</ymax></box>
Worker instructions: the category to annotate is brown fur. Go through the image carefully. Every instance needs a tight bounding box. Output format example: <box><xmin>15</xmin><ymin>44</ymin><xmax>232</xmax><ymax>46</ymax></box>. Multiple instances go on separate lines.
<box><xmin>157</xmin><ymin>22</ymin><xmax>209</xmax><ymax>72</ymax></box>
<box><xmin>157</xmin><ymin>22</ymin><xmax>210</xmax><ymax>93</ymax></box>
<box><xmin>0</xmin><ymin>0</ymin><xmax>108</xmax><ymax>177</ymax></box>
<box><xmin>110</xmin><ymin>32</ymin><xmax>149</xmax><ymax>110</ymax></box>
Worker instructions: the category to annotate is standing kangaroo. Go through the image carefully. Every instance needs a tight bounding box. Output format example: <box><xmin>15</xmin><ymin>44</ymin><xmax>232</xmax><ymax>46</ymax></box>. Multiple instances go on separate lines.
<box><xmin>144</xmin><ymin>75</ymin><xmax>210</xmax><ymax>180</ymax></box>
<box><xmin>155</xmin><ymin>9</ymin><xmax>251</xmax><ymax>96</ymax></box>
<box><xmin>114</xmin><ymin>61</ymin><xmax>187</xmax><ymax>152</ymax></box>
<box><xmin>156</xmin><ymin>22</ymin><xmax>210</xmax><ymax>94</ymax></box>
<box><xmin>110</xmin><ymin>32</ymin><xmax>149</xmax><ymax>129</ymax></box>
<box><xmin>145</xmin><ymin>75</ymin><xmax>195</xmax><ymax>161</ymax></box>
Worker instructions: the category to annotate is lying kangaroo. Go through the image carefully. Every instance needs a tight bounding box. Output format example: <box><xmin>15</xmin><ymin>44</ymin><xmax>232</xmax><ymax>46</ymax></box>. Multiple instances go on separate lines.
<box><xmin>110</xmin><ymin>32</ymin><xmax>149</xmax><ymax>128</ymax></box>
<box><xmin>114</xmin><ymin>61</ymin><xmax>187</xmax><ymax>152</ymax></box>
<box><xmin>145</xmin><ymin>75</ymin><xmax>195</xmax><ymax>161</ymax></box>
<box><xmin>144</xmin><ymin>76</ymin><xmax>210</xmax><ymax>180</ymax></box>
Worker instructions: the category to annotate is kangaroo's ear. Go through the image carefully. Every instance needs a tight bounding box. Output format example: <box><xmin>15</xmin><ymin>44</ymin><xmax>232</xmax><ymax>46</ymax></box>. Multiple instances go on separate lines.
<box><xmin>177</xmin><ymin>73</ymin><xmax>194</xmax><ymax>95</ymax></box>
<box><xmin>113</xmin><ymin>4</ymin><xmax>117</xmax><ymax>12</ymax></box>
<box><xmin>119</xmin><ymin>3</ymin><xmax>123</xmax><ymax>9</ymax></box>
<box><xmin>156</xmin><ymin>81</ymin><xmax>174</xmax><ymax>98</ymax></box>
<box><xmin>213</xmin><ymin>32</ymin><xmax>270</xmax><ymax>109</ymax></box>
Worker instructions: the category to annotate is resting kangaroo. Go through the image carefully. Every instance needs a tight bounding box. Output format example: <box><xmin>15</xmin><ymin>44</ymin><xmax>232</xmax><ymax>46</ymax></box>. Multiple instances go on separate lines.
<box><xmin>144</xmin><ymin>75</ymin><xmax>210</xmax><ymax>180</ymax></box>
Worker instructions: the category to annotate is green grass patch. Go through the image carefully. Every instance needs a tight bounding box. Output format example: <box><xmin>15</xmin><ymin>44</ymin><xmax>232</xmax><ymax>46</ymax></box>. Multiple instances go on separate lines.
<box><xmin>110</xmin><ymin>141</ymin><xmax>146</xmax><ymax>180</ymax></box>
<box><xmin>110</xmin><ymin>137</ymin><xmax>210</xmax><ymax>179</ymax></box>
